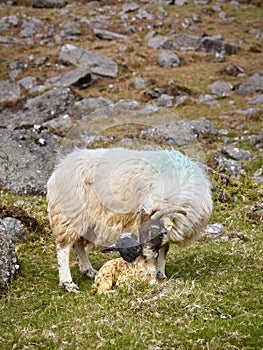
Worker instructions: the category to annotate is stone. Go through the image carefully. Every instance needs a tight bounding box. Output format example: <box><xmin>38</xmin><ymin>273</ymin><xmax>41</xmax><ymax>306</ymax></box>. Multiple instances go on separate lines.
<box><xmin>0</xmin><ymin>81</ymin><xmax>21</xmax><ymax>104</ymax></box>
<box><xmin>1</xmin><ymin>218</ymin><xmax>29</xmax><ymax>243</ymax></box>
<box><xmin>143</xmin><ymin>117</ymin><xmax>217</xmax><ymax>147</ymax></box>
<box><xmin>0</xmin><ymin>224</ymin><xmax>20</xmax><ymax>290</ymax></box>
<box><xmin>18</xmin><ymin>76</ymin><xmax>39</xmax><ymax>92</ymax></box>
<box><xmin>0</xmin><ymin>127</ymin><xmax>61</xmax><ymax>195</ymax></box>
<box><xmin>113</xmin><ymin>99</ymin><xmax>141</xmax><ymax>111</ymax></box>
<box><xmin>154</xmin><ymin>94</ymin><xmax>174</xmax><ymax>107</ymax></box>
<box><xmin>148</xmin><ymin>35</ymin><xmax>172</xmax><ymax>50</ymax></box>
<box><xmin>214</xmin><ymin>153</ymin><xmax>244</xmax><ymax>175</ymax></box>
<box><xmin>122</xmin><ymin>3</ymin><xmax>139</xmax><ymax>13</ymax></box>
<box><xmin>61</xmin><ymin>21</ymin><xmax>81</xmax><ymax>36</ymax></box>
<box><xmin>238</xmin><ymin>72</ymin><xmax>263</xmax><ymax>96</ymax></box>
<box><xmin>47</xmin><ymin>66</ymin><xmax>97</xmax><ymax>89</ymax></box>
<box><xmin>19</xmin><ymin>19</ymin><xmax>43</xmax><ymax>38</ymax></box>
<box><xmin>209</xmin><ymin>80</ymin><xmax>234</xmax><ymax>97</ymax></box>
<box><xmin>197</xmin><ymin>35</ymin><xmax>238</xmax><ymax>55</ymax></box>
<box><xmin>173</xmin><ymin>33</ymin><xmax>200</xmax><ymax>51</ymax></box>
<box><xmin>94</xmin><ymin>29</ymin><xmax>128</xmax><ymax>41</ymax></box>
<box><xmin>219</xmin><ymin>63</ymin><xmax>245</xmax><ymax>77</ymax></box>
<box><xmin>73</xmin><ymin>97</ymin><xmax>113</xmax><ymax>120</ymax></box>
<box><xmin>59</xmin><ymin>44</ymin><xmax>118</xmax><ymax>78</ymax></box>
<box><xmin>221</xmin><ymin>146</ymin><xmax>253</xmax><ymax>161</ymax></box>
<box><xmin>158</xmin><ymin>50</ymin><xmax>181</xmax><ymax>67</ymax></box>
<box><xmin>131</xmin><ymin>77</ymin><xmax>154</xmax><ymax>90</ymax></box>
<box><xmin>248</xmin><ymin>94</ymin><xmax>263</xmax><ymax>105</ymax></box>
<box><xmin>31</xmin><ymin>0</ymin><xmax>65</xmax><ymax>8</ymax></box>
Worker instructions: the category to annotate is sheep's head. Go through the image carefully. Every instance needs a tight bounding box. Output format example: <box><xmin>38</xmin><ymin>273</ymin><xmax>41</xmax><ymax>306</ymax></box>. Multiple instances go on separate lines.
<box><xmin>102</xmin><ymin>232</ymin><xmax>142</xmax><ymax>263</ymax></box>
<box><xmin>137</xmin><ymin>208</ymin><xmax>183</xmax><ymax>258</ymax></box>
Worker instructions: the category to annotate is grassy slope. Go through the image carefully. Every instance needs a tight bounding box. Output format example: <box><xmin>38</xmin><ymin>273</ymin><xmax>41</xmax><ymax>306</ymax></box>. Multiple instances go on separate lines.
<box><xmin>0</xmin><ymin>0</ymin><xmax>263</xmax><ymax>349</ymax></box>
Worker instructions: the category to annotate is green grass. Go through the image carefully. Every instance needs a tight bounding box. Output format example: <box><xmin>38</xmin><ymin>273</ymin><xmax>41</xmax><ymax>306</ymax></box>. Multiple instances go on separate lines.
<box><xmin>0</xmin><ymin>193</ymin><xmax>262</xmax><ymax>349</ymax></box>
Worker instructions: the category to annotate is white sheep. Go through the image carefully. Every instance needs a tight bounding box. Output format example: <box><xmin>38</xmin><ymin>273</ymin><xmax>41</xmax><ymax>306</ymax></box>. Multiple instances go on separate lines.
<box><xmin>47</xmin><ymin>147</ymin><xmax>212</xmax><ymax>292</ymax></box>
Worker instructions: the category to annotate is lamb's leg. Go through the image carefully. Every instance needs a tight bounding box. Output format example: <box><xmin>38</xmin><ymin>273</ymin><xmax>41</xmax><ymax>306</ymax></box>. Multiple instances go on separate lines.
<box><xmin>73</xmin><ymin>239</ymin><xmax>97</xmax><ymax>279</ymax></box>
<box><xmin>56</xmin><ymin>242</ymin><xmax>80</xmax><ymax>293</ymax></box>
<box><xmin>157</xmin><ymin>245</ymin><xmax>169</xmax><ymax>279</ymax></box>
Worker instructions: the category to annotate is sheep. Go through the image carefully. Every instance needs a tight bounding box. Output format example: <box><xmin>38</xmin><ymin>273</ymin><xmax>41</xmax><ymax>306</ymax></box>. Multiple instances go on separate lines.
<box><xmin>47</xmin><ymin>147</ymin><xmax>212</xmax><ymax>292</ymax></box>
<box><xmin>90</xmin><ymin>233</ymin><xmax>157</xmax><ymax>294</ymax></box>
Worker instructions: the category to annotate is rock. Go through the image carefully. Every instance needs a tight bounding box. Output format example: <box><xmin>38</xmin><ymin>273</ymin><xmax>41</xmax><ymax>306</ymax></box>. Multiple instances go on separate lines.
<box><xmin>1</xmin><ymin>217</ymin><xmax>29</xmax><ymax>243</ymax></box>
<box><xmin>122</xmin><ymin>2</ymin><xmax>139</xmax><ymax>13</ymax></box>
<box><xmin>31</xmin><ymin>0</ymin><xmax>65</xmax><ymax>8</ymax></box>
<box><xmin>0</xmin><ymin>127</ymin><xmax>61</xmax><ymax>195</ymax></box>
<box><xmin>198</xmin><ymin>94</ymin><xmax>220</xmax><ymax>107</ymax></box>
<box><xmin>73</xmin><ymin>97</ymin><xmax>113</xmax><ymax>120</ymax></box>
<box><xmin>143</xmin><ymin>117</ymin><xmax>217</xmax><ymax>147</ymax></box>
<box><xmin>197</xmin><ymin>35</ymin><xmax>238</xmax><ymax>55</ymax></box>
<box><xmin>248</xmin><ymin>94</ymin><xmax>263</xmax><ymax>105</ymax></box>
<box><xmin>158</xmin><ymin>50</ymin><xmax>181</xmax><ymax>67</ymax></box>
<box><xmin>221</xmin><ymin>146</ymin><xmax>253</xmax><ymax>160</ymax></box>
<box><xmin>209</xmin><ymin>80</ymin><xmax>234</xmax><ymax>97</ymax></box>
<box><xmin>18</xmin><ymin>76</ymin><xmax>39</xmax><ymax>92</ymax></box>
<box><xmin>113</xmin><ymin>99</ymin><xmax>141</xmax><ymax>111</ymax></box>
<box><xmin>148</xmin><ymin>35</ymin><xmax>172</xmax><ymax>50</ymax></box>
<box><xmin>46</xmin><ymin>66</ymin><xmax>97</xmax><ymax>89</ymax></box>
<box><xmin>44</xmin><ymin>114</ymin><xmax>80</xmax><ymax>137</ymax></box>
<box><xmin>253</xmin><ymin>168</ymin><xmax>263</xmax><ymax>184</ymax></box>
<box><xmin>0</xmin><ymin>224</ymin><xmax>20</xmax><ymax>291</ymax></box>
<box><xmin>173</xmin><ymin>33</ymin><xmax>200</xmax><ymax>51</ymax></box>
<box><xmin>214</xmin><ymin>153</ymin><xmax>244</xmax><ymax>175</ymax></box>
<box><xmin>59</xmin><ymin>44</ymin><xmax>118</xmax><ymax>78</ymax></box>
<box><xmin>219</xmin><ymin>63</ymin><xmax>245</xmax><ymax>77</ymax></box>
<box><xmin>202</xmin><ymin>223</ymin><xmax>224</xmax><ymax>239</ymax></box>
<box><xmin>19</xmin><ymin>18</ymin><xmax>43</xmax><ymax>38</ymax></box>
<box><xmin>131</xmin><ymin>77</ymin><xmax>154</xmax><ymax>90</ymax></box>
<box><xmin>94</xmin><ymin>29</ymin><xmax>128</xmax><ymax>41</ymax></box>
<box><xmin>238</xmin><ymin>72</ymin><xmax>263</xmax><ymax>96</ymax></box>
<box><xmin>154</xmin><ymin>94</ymin><xmax>174</xmax><ymax>107</ymax></box>
<box><xmin>0</xmin><ymin>81</ymin><xmax>21</xmax><ymax>104</ymax></box>
<box><xmin>61</xmin><ymin>21</ymin><xmax>81</xmax><ymax>36</ymax></box>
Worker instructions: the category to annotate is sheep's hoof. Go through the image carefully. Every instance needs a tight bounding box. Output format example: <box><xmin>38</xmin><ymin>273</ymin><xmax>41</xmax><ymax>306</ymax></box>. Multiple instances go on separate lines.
<box><xmin>82</xmin><ymin>268</ymin><xmax>97</xmax><ymax>279</ymax></box>
<box><xmin>157</xmin><ymin>271</ymin><xmax>167</xmax><ymax>279</ymax></box>
<box><xmin>60</xmin><ymin>281</ymin><xmax>80</xmax><ymax>293</ymax></box>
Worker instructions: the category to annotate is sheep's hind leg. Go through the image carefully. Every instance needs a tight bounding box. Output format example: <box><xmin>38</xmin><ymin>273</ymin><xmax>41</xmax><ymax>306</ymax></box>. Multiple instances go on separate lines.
<box><xmin>157</xmin><ymin>245</ymin><xmax>169</xmax><ymax>279</ymax></box>
<box><xmin>73</xmin><ymin>240</ymin><xmax>97</xmax><ymax>279</ymax></box>
<box><xmin>57</xmin><ymin>242</ymin><xmax>80</xmax><ymax>293</ymax></box>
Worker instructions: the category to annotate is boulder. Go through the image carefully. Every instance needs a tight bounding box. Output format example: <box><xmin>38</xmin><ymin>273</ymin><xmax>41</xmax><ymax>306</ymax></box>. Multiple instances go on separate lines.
<box><xmin>238</xmin><ymin>72</ymin><xmax>263</xmax><ymax>96</ymax></box>
<box><xmin>209</xmin><ymin>80</ymin><xmax>234</xmax><ymax>97</ymax></box>
<box><xmin>31</xmin><ymin>0</ymin><xmax>65</xmax><ymax>8</ymax></box>
<box><xmin>0</xmin><ymin>81</ymin><xmax>21</xmax><ymax>104</ymax></box>
<box><xmin>158</xmin><ymin>50</ymin><xmax>181</xmax><ymax>67</ymax></box>
<box><xmin>93</xmin><ymin>29</ymin><xmax>128</xmax><ymax>41</ymax></box>
<box><xmin>59</xmin><ymin>44</ymin><xmax>118</xmax><ymax>78</ymax></box>
<box><xmin>0</xmin><ymin>127</ymin><xmax>61</xmax><ymax>195</ymax></box>
<box><xmin>47</xmin><ymin>67</ymin><xmax>97</xmax><ymax>89</ymax></box>
<box><xmin>0</xmin><ymin>223</ymin><xmax>20</xmax><ymax>291</ymax></box>
<box><xmin>148</xmin><ymin>35</ymin><xmax>172</xmax><ymax>50</ymax></box>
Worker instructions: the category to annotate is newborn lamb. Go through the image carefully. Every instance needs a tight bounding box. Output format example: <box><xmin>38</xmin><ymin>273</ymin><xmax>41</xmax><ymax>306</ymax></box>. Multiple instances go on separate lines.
<box><xmin>90</xmin><ymin>233</ymin><xmax>157</xmax><ymax>294</ymax></box>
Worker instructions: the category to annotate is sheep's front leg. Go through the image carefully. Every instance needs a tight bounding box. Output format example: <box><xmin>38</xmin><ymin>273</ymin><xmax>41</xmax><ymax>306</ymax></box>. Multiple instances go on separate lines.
<box><xmin>157</xmin><ymin>245</ymin><xmax>169</xmax><ymax>279</ymax></box>
<box><xmin>56</xmin><ymin>242</ymin><xmax>80</xmax><ymax>293</ymax></box>
<box><xmin>73</xmin><ymin>240</ymin><xmax>97</xmax><ymax>279</ymax></box>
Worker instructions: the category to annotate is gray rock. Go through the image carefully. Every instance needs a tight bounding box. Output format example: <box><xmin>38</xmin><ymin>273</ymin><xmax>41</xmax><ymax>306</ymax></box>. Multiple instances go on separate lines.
<box><xmin>73</xmin><ymin>97</ymin><xmax>113</xmax><ymax>120</ymax></box>
<box><xmin>122</xmin><ymin>2</ymin><xmax>139</xmax><ymax>13</ymax></box>
<box><xmin>0</xmin><ymin>224</ymin><xmax>20</xmax><ymax>291</ymax></box>
<box><xmin>24</xmin><ymin>87</ymin><xmax>75</xmax><ymax>124</ymax></box>
<box><xmin>214</xmin><ymin>153</ymin><xmax>244</xmax><ymax>175</ymax></box>
<box><xmin>31</xmin><ymin>0</ymin><xmax>65</xmax><ymax>8</ymax></box>
<box><xmin>238</xmin><ymin>72</ymin><xmax>263</xmax><ymax>96</ymax></box>
<box><xmin>44</xmin><ymin>114</ymin><xmax>80</xmax><ymax>137</ymax></box>
<box><xmin>155</xmin><ymin>94</ymin><xmax>174</xmax><ymax>107</ymax></box>
<box><xmin>248</xmin><ymin>94</ymin><xmax>263</xmax><ymax>105</ymax></box>
<box><xmin>131</xmin><ymin>77</ymin><xmax>154</xmax><ymax>90</ymax></box>
<box><xmin>0</xmin><ymin>127</ymin><xmax>61</xmax><ymax>195</ymax></box>
<box><xmin>47</xmin><ymin>66</ymin><xmax>97</xmax><ymax>89</ymax></box>
<box><xmin>173</xmin><ymin>33</ymin><xmax>200</xmax><ymax>51</ymax></box>
<box><xmin>173</xmin><ymin>0</ymin><xmax>188</xmax><ymax>5</ymax></box>
<box><xmin>158</xmin><ymin>50</ymin><xmax>181</xmax><ymax>67</ymax></box>
<box><xmin>143</xmin><ymin>117</ymin><xmax>217</xmax><ymax>147</ymax></box>
<box><xmin>209</xmin><ymin>80</ymin><xmax>233</xmax><ymax>97</ymax></box>
<box><xmin>221</xmin><ymin>146</ymin><xmax>253</xmax><ymax>161</ymax></box>
<box><xmin>197</xmin><ymin>35</ymin><xmax>238</xmax><ymax>55</ymax></box>
<box><xmin>1</xmin><ymin>218</ymin><xmax>29</xmax><ymax>243</ymax></box>
<box><xmin>18</xmin><ymin>76</ymin><xmax>39</xmax><ymax>92</ymax></box>
<box><xmin>94</xmin><ymin>29</ymin><xmax>128</xmax><ymax>41</ymax></box>
<box><xmin>61</xmin><ymin>21</ymin><xmax>81</xmax><ymax>36</ymax></box>
<box><xmin>113</xmin><ymin>99</ymin><xmax>141</xmax><ymax>111</ymax></box>
<box><xmin>59</xmin><ymin>44</ymin><xmax>118</xmax><ymax>78</ymax></box>
<box><xmin>220</xmin><ymin>63</ymin><xmax>245</xmax><ymax>77</ymax></box>
<box><xmin>19</xmin><ymin>19</ymin><xmax>43</xmax><ymax>38</ymax></box>
<box><xmin>0</xmin><ymin>81</ymin><xmax>21</xmax><ymax>104</ymax></box>
<box><xmin>148</xmin><ymin>35</ymin><xmax>172</xmax><ymax>50</ymax></box>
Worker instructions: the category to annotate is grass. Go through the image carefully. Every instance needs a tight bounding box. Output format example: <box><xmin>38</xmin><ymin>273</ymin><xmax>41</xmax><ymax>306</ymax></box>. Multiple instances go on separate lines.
<box><xmin>0</xmin><ymin>179</ymin><xmax>262</xmax><ymax>349</ymax></box>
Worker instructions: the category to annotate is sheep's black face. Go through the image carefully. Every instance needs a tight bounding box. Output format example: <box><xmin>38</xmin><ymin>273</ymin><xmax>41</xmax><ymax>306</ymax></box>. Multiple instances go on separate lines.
<box><xmin>102</xmin><ymin>232</ymin><xmax>142</xmax><ymax>263</ymax></box>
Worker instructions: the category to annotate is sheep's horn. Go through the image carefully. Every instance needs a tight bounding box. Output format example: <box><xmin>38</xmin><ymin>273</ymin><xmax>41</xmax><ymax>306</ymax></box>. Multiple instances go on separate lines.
<box><xmin>150</xmin><ymin>207</ymin><xmax>187</xmax><ymax>221</ymax></box>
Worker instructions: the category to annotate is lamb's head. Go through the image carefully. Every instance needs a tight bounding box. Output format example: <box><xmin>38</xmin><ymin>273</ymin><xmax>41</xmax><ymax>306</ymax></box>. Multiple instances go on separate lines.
<box><xmin>102</xmin><ymin>232</ymin><xmax>142</xmax><ymax>263</ymax></box>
